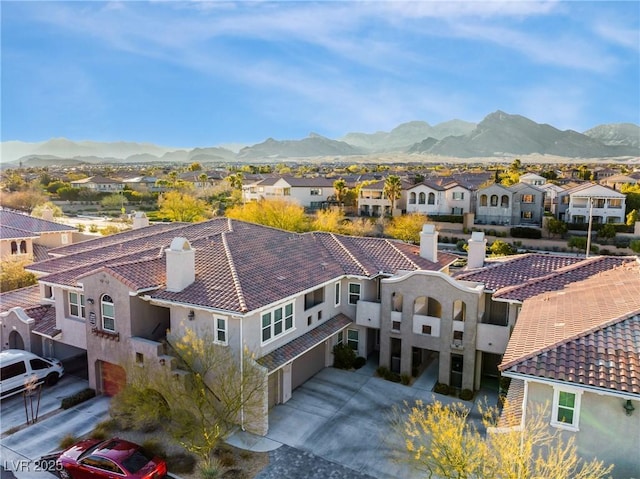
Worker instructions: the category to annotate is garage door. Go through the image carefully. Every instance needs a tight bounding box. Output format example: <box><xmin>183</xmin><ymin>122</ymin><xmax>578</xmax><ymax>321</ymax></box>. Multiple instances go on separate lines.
<box><xmin>291</xmin><ymin>342</ymin><xmax>325</xmax><ymax>390</ymax></box>
<box><xmin>101</xmin><ymin>362</ymin><xmax>126</xmax><ymax>396</ymax></box>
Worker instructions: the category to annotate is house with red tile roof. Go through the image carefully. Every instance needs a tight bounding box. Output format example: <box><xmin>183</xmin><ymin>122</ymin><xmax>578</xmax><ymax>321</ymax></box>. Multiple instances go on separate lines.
<box><xmin>406</xmin><ymin>180</ymin><xmax>473</xmax><ymax>217</ymax></box>
<box><xmin>556</xmin><ymin>183</ymin><xmax>626</xmax><ymax>224</ymax></box>
<box><xmin>497</xmin><ymin>260</ymin><xmax>640</xmax><ymax>478</ymax></box>
<box><xmin>0</xmin><ymin>209</ymin><xmax>77</xmax><ymax>262</ymax></box>
<box><xmin>476</xmin><ymin>182</ymin><xmax>544</xmax><ymax>226</ymax></box>
<box><xmin>358</xmin><ymin>178</ymin><xmax>413</xmax><ymax>217</ymax></box>
<box><xmin>242</xmin><ymin>175</ymin><xmax>337</xmax><ymax>209</ymax></box>
<box><xmin>6</xmin><ymin>217</ymin><xmax>502</xmax><ymax>434</ymax></box>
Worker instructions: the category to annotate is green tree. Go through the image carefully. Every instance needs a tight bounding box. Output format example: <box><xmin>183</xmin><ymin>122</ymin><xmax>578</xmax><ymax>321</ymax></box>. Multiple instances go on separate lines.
<box><xmin>46</xmin><ymin>180</ymin><xmax>68</xmax><ymax>194</ymax></box>
<box><xmin>57</xmin><ymin>187</ymin><xmax>80</xmax><ymax>202</ymax></box>
<box><xmin>226</xmin><ymin>172</ymin><xmax>244</xmax><ymax>190</ymax></box>
<box><xmin>383</xmin><ymin>175</ymin><xmax>403</xmax><ymax>215</ymax></box>
<box><xmin>0</xmin><ymin>259</ymin><xmax>38</xmax><ymax>292</ymax></box>
<box><xmin>333</xmin><ymin>179</ymin><xmax>348</xmax><ymax>204</ymax></box>
<box><xmin>31</xmin><ymin>202</ymin><xmax>63</xmax><ymax>218</ymax></box>
<box><xmin>188</xmin><ymin>162</ymin><xmax>202</xmax><ymax>171</ymax></box>
<box><xmin>489</xmin><ymin>240</ymin><xmax>516</xmax><ymax>256</ymax></box>
<box><xmin>225</xmin><ymin>198</ymin><xmax>309</xmax><ymax>232</ymax></box>
<box><xmin>621</xmin><ymin>184</ymin><xmax>640</xmax><ymax>214</ymax></box>
<box><xmin>158</xmin><ymin>190</ymin><xmax>210</xmax><ymax>222</ymax></box>
<box><xmin>547</xmin><ymin>218</ymin><xmax>568</xmax><ymax>239</ymax></box>
<box><xmin>393</xmin><ymin>399</ymin><xmax>613</xmax><ymax>479</ymax></box>
<box><xmin>568</xmin><ymin>236</ymin><xmax>587</xmax><ymax>252</ymax></box>
<box><xmin>630</xmin><ymin>239</ymin><xmax>640</xmax><ymax>253</ymax></box>
<box><xmin>111</xmin><ymin>329</ymin><xmax>265</xmax><ymax>466</ymax></box>
<box><xmin>101</xmin><ymin>193</ymin><xmax>128</xmax><ymax>210</ymax></box>
<box><xmin>597</xmin><ymin>223</ymin><xmax>616</xmax><ymax>244</ymax></box>
<box><xmin>386</xmin><ymin>214</ymin><xmax>429</xmax><ymax>243</ymax></box>
<box><xmin>626</xmin><ymin>209</ymin><xmax>638</xmax><ymax>226</ymax></box>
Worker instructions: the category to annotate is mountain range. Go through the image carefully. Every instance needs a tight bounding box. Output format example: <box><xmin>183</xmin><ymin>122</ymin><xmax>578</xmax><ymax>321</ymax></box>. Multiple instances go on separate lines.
<box><xmin>1</xmin><ymin>111</ymin><xmax>638</xmax><ymax>166</ymax></box>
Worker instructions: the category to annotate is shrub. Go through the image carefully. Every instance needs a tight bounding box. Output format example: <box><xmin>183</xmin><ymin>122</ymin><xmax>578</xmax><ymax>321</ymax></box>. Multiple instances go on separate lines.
<box><xmin>89</xmin><ymin>224</ymin><xmax>99</xmax><ymax>233</ymax></box>
<box><xmin>510</xmin><ymin>226</ymin><xmax>542</xmax><ymax>239</ymax></box>
<box><xmin>433</xmin><ymin>382</ymin><xmax>450</xmax><ymax>395</ymax></box>
<box><xmin>333</xmin><ymin>343</ymin><xmax>356</xmax><ymax>369</ymax></box>
<box><xmin>141</xmin><ymin>439</ymin><xmax>166</xmax><ymax>459</ymax></box>
<box><xmin>61</xmin><ymin>388</ymin><xmax>96</xmax><ymax>409</ymax></box>
<box><xmin>389</xmin><ymin>372</ymin><xmax>401</xmax><ymax>383</ymax></box>
<box><xmin>217</xmin><ymin>450</ymin><xmax>236</xmax><ymax>468</ymax></box>
<box><xmin>166</xmin><ymin>452</ymin><xmax>197</xmax><ymax>474</ymax></box>
<box><xmin>59</xmin><ymin>434</ymin><xmax>78</xmax><ymax>449</ymax></box>
<box><xmin>376</xmin><ymin>366</ymin><xmax>391</xmax><ymax>379</ymax></box>
<box><xmin>353</xmin><ymin>356</ymin><xmax>367</xmax><ymax>369</ymax></box>
<box><xmin>200</xmin><ymin>459</ymin><xmax>227</xmax><ymax>479</ymax></box>
<box><xmin>110</xmin><ymin>387</ymin><xmax>170</xmax><ymax>431</ymax></box>
<box><xmin>400</xmin><ymin>374</ymin><xmax>412</xmax><ymax>386</ymax></box>
<box><xmin>459</xmin><ymin>389</ymin><xmax>474</xmax><ymax>401</ymax></box>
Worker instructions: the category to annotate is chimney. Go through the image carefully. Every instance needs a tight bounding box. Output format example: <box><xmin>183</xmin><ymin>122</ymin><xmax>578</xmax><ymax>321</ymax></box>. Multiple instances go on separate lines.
<box><xmin>165</xmin><ymin>237</ymin><xmax>195</xmax><ymax>292</ymax></box>
<box><xmin>467</xmin><ymin>232</ymin><xmax>487</xmax><ymax>269</ymax></box>
<box><xmin>41</xmin><ymin>207</ymin><xmax>54</xmax><ymax>222</ymax></box>
<box><xmin>419</xmin><ymin>224</ymin><xmax>438</xmax><ymax>263</ymax></box>
<box><xmin>132</xmin><ymin>211</ymin><xmax>149</xmax><ymax>229</ymax></box>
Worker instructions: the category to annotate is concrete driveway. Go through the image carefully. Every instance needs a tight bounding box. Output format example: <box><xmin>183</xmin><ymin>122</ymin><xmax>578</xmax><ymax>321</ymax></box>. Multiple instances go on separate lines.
<box><xmin>233</xmin><ymin>363</ymin><xmax>499</xmax><ymax>479</ymax></box>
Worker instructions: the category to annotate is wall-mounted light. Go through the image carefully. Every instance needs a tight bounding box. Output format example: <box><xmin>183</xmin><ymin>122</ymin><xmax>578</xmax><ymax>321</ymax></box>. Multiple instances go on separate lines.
<box><xmin>87</xmin><ymin>298</ymin><xmax>95</xmax><ymax>305</ymax></box>
<box><xmin>188</xmin><ymin>310</ymin><xmax>195</xmax><ymax>321</ymax></box>
<box><xmin>624</xmin><ymin>399</ymin><xmax>635</xmax><ymax>416</ymax></box>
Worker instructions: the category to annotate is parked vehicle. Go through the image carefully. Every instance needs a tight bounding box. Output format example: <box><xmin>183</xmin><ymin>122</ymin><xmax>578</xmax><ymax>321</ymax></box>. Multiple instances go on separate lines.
<box><xmin>57</xmin><ymin>438</ymin><xmax>167</xmax><ymax>479</ymax></box>
<box><xmin>0</xmin><ymin>349</ymin><xmax>64</xmax><ymax>399</ymax></box>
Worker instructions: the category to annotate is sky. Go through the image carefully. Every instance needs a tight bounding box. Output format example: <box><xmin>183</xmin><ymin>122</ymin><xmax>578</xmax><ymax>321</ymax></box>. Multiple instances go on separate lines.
<box><xmin>1</xmin><ymin>1</ymin><xmax>639</xmax><ymax>149</ymax></box>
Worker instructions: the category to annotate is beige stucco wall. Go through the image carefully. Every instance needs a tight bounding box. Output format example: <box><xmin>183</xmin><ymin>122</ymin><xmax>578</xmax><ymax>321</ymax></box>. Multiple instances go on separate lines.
<box><xmin>526</xmin><ymin>381</ymin><xmax>640</xmax><ymax>479</ymax></box>
<box><xmin>0</xmin><ymin>238</ymin><xmax>34</xmax><ymax>261</ymax></box>
<box><xmin>379</xmin><ymin>271</ymin><xmax>484</xmax><ymax>390</ymax></box>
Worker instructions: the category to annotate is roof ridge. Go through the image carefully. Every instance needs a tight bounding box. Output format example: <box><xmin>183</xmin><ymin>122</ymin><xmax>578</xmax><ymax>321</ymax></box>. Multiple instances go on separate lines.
<box><xmin>384</xmin><ymin>239</ymin><xmax>421</xmax><ymax>269</ymax></box>
<box><xmin>221</xmin><ymin>231</ymin><xmax>248</xmax><ymax>312</ymax></box>
<box><xmin>329</xmin><ymin>233</ymin><xmax>369</xmax><ymax>276</ymax></box>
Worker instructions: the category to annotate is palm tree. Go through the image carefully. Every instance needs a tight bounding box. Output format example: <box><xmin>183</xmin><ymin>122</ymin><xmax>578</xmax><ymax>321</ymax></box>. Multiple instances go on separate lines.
<box><xmin>198</xmin><ymin>173</ymin><xmax>209</xmax><ymax>189</ymax></box>
<box><xmin>226</xmin><ymin>172</ymin><xmax>244</xmax><ymax>190</ymax></box>
<box><xmin>333</xmin><ymin>179</ymin><xmax>347</xmax><ymax>204</ymax></box>
<box><xmin>383</xmin><ymin>175</ymin><xmax>402</xmax><ymax>216</ymax></box>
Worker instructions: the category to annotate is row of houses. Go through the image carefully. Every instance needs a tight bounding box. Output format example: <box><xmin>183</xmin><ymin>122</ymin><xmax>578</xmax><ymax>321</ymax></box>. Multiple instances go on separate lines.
<box><xmin>0</xmin><ymin>209</ymin><xmax>638</xmax><ymax>477</ymax></box>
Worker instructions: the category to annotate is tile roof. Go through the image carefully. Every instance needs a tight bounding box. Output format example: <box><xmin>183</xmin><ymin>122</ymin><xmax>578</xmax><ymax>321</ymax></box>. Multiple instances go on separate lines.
<box><xmin>30</xmin><ymin>218</ymin><xmax>455</xmax><ymax>314</ymax></box>
<box><xmin>0</xmin><ymin>225</ymin><xmax>39</xmax><ymax>240</ymax></box>
<box><xmin>453</xmin><ymin>253</ymin><xmax>583</xmax><ymax>291</ymax></box>
<box><xmin>0</xmin><ymin>210</ymin><xmax>76</xmax><ymax>234</ymax></box>
<box><xmin>29</xmin><ymin>305</ymin><xmax>61</xmax><ymax>338</ymax></box>
<box><xmin>257</xmin><ymin>314</ymin><xmax>352</xmax><ymax>372</ymax></box>
<box><xmin>493</xmin><ymin>256</ymin><xmax>636</xmax><ymax>302</ymax></box>
<box><xmin>0</xmin><ymin>285</ymin><xmax>41</xmax><ymax>313</ymax></box>
<box><xmin>500</xmin><ymin>261</ymin><xmax>640</xmax><ymax>396</ymax></box>
<box><xmin>497</xmin><ymin>378</ymin><xmax>525</xmax><ymax>428</ymax></box>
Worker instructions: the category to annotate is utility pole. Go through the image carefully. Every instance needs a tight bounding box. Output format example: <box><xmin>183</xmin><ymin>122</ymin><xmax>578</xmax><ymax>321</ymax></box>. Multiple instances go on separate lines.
<box><xmin>585</xmin><ymin>197</ymin><xmax>594</xmax><ymax>258</ymax></box>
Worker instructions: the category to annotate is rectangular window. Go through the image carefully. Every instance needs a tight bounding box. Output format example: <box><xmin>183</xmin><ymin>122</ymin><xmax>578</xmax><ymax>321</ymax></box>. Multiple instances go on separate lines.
<box><xmin>334</xmin><ymin>282</ymin><xmax>340</xmax><ymax>306</ymax></box>
<box><xmin>216</xmin><ymin>317</ymin><xmax>226</xmax><ymax>343</ymax></box>
<box><xmin>317</xmin><ymin>310</ymin><xmax>322</xmax><ymax>321</ymax></box>
<box><xmin>310</xmin><ymin>188</ymin><xmax>322</xmax><ymax>196</ymax></box>
<box><xmin>69</xmin><ymin>292</ymin><xmax>86</xmax><ymax>319</ymax></box>
<box><xmin>307</xmin><ymin>315</ymin><xmax>312</xmax><ymax>326</ymax></box>
<box><xmin>102</xmin><ymin>303</ymin><xmax>115</xmax><ymax>332</ymax></box>
<box><xmin>392</xmin><ymin>321</ymin><xmax>401</xmax><ymax>331</ymax></box>
<box><xmin>348</xmin><ymin>283</ymin><xmax>361</xmax><ymax>305</ymax></box>
<box><xmin>337</xmin><ymin>331</ymin><xmax>344</xmax><ymax>345</ymax></box>
<box><xmin>347</xmin><ymin>329</ymin><xmax>359</xmax><ymax>350</ymax></box>
<box><xmin>452</xmin><ymin>192</ymin><xmax>464</xmax><ymax>200</ymax></box>
<box><xmin>608</xmin><ymin>198</ymin><xmax>622</xmax><ymax>208</ymax></box>
<box><xmin>453</xmin><ymin>331</ymin><xmax>463</xmax><ymax>341</ymax></box>
<box><xmin>304</xmin><ymin>287</ymin><xmax>325</xmax><ymax>310</ymax></box>
<box><xmin>521</xmin><ymin>211</ymin><xmax>533</xmax><ymax>219</ymax></box>
<box><xmin>422</xmin><ymin>324</ymin><xmax>432</xmax><ymax>335</ymax></box>
<box><xmin>521</xmin><ymin>194</ymin><xmax>534</xmax><ymax>203</ymax></box>
<box><xmin>262</xmin><ymin>303</ymin><xmax>294</xmax><ymax>344</ymax></box>
<box><xmin>552</xmin><ymin>387</ymin><xmax>581</xmax><ymax>430</ymax></box>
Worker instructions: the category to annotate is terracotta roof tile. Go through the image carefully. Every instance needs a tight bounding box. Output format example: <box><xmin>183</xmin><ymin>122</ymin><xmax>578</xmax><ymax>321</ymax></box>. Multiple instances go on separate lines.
<box><xmin>257</xmin><ymin>314</ymin><xmax>352</xmax><ymax>371</ymax></box>
<box><xmin>0</xmin><ymin>285</ymin><xmax>41</xmax><ymax>313</ymax></box>
<box><xmin>0</xmin><ymin>210</ymin><xmax>76</xmax><ymax>234</ymax></box>
<box><xmin>500</xmin><ymin>261</ymin><xmax>640</xmax><ymax>395</ymax></box>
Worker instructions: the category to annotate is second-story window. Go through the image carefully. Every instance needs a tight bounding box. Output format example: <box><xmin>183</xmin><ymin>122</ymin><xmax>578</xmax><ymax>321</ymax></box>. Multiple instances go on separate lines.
<box><xmin>304</xmin><ymin>287</ymin><xmax>324</xmax><ymax>310</ymax></box>
<box><xmin>261</xmin><ymin>303</ymin><xmax>294</xmax><ymax>343</ymax></box>
<box><xmin>310</xmin><ymin>188</ymin><xmax>322</xmax><ymax>196</ymax></box>
<box><xmin>521</xmin><ymin>194</ymin><xmax>535</xmax><ymax>203</ymax></box>
<box><xmin>69</xmin><ymin>292</ymin><xmax>86</xmax><ymax>319</ymax></box>
<box><xmin>101</xmin><ymin>294</ymin><xmax>115</xmax><ymax>332</ymax></box>
<box><xmin>334</xmin><ymin>282</ymin><xmax>340</xmax><ymax>306</ymax></box>
<box><xmin>216</xmin><ymin>317</ymin><xmax>227</xmax><ymax>344</ymax></box>
<box><xmin>452</xmin><ymin>192</ymin><xmax>464</xmax><ymax>200</ymax></box>
<box><xmin>348</xmin><ymin>283</ymin><xmax>361</xmax><ymax>305</ymax></box>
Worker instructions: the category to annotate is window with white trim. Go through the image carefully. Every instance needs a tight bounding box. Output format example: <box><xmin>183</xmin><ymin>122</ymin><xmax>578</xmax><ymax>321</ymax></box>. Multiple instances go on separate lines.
<box><xmin>551</xmin><ymin>386</ymin><xmax>581</xmax><ymax>430</ymax></box>
<box><xmin>69</xmin><ymin>291</ymin><xmax>86</xmax><ymax>319</ymax></box>
<box><xmin>452</xmin><ymin>192</ymin><xmax>464</xmax><ymax>200</ymax></box>
<box><xmin>348</xmin><ymin>283</ymin><xmax>361</xmax><ymax>305</ymax></box>
<box><xmin>261</xmin><ymin>303</ymin><xmax>294</xmax><ymax>343</ymax></box>
<box><xmin>334</xmin><ymin>282</ymin><xmax>340</xmax><ymax>306</ymax></box>
<box><xmin>337</xmin><ymin>331</ymin><xmax>344</xmax><ymax>345</ymax></box>
<box><xmin>347</xmin><ymin>329</ymin><xmax>359</xmax><ymax>350</ymax></box>
<box><xmin>216</xmin><ymin>317</ymin><xmax>227</xmax><ymax>343</ymax></box>
<box><xmin>101</xmin><ymin>294</ymin><xmax>115</xmax><ymax>332</ymax></box>
<box><xmin>310</xmin><ymin>188</ymin><xmax>322</xmax><ymax>196</ymax></box>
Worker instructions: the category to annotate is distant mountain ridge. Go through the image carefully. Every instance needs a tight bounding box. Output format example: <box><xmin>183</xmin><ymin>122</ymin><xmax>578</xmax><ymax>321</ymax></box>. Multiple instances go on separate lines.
<box><xmin>2</xmin><ymin>111</ymin><xmax>638</xmax><ymax>166</ymax></box>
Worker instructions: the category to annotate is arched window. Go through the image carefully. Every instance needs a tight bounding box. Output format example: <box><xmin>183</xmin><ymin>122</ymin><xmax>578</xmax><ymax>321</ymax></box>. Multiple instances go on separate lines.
<box><xmin>453</xmin><ymin>300</ymin><xmax>466</xmax><ymax>321</ymax></box>
<box><xmin>480</xmin><ymin>195</ymin><xmax>487</xmax><ymax>207</ymax></box>
<box><xmin>418</xmin><ymin>192</ymin><xmax>426</xmax><ymax>204</ymax></box>
<box><xmin>10</xmin><ymin>241</ymin><xmax>18</xmax><ymax>255</ymax></box>
<box><xmin>501</xmin><ymin>195</ymin><xmax>510</xmax><ymax>207</ymax></box>
<box><xmin>490</xmin><ymin>195</ymin><xmax>498</xmax><ymax>207</ymax></box>
<box><xmin>414</xmin><ymin>296</ymin><xmax>442</xmax><ymax>318</ymax></box>
<box><xmin>19</xmin><ymin>241</ymin><xmax>27</xmax><ymax>254</ymax></box>
<box><xmin>101</xmin><ymin>295</ymin><xmax>115</xmax><ymax>332</ymax></box>
<box><xmin>409</xmin><ymin>192</ymin><xmax>416</xmax><ymax>204</ymax></box>
<box><xmin>428</xmin><ymin>192</ymin><xmax>435</xmax><ymax>205</ymax></box>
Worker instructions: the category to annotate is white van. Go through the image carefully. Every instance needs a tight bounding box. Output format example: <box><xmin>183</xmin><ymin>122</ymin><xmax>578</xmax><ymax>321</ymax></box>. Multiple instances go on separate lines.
<box><xmin>0</xmin><ymin>349</ymin><xmax>65</xmax><ymax>399</ymax></box>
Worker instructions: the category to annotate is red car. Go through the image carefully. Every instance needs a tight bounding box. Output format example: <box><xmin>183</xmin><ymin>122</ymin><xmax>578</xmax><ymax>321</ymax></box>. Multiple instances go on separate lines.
<box><xmin>57</xmin><ymin>438</ymin><xmax>167</xmax><ymax>479</ymax></box>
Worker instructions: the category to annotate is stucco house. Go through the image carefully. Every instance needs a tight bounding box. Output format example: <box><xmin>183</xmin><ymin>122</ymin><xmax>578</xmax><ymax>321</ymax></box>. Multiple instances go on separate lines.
<box><xmin>556</xmin><ymin>183</ymin><xmax>626</xmax><ymax>224</ymax></box>
<box><xmin>406</xmin><ymin>181</ymin><xmax>472</xmax><ymax>217</ymax></box>
<box><xmin>242</xmin><ymin>175</ymin><xmax>336</xmax><ymax>210</ymax></box>
<box><xmin>358</xmin><ymin>179</ymin><xmax>412</xmax><ymax>217</ymax></box>
<box><xmin>498</xmin><ymin>260</ymin><xmax>640</xmax><ymax>479</ymax></box>
<box><xmin>476</xmin><ymin>182</ymin><xmax>544</xmax><ymax>226</ymax></box>
<box><xmin>0</xmin><ymin>209</ymin><xmax>76</xmax><ymax>262</ymax></box>
<box><xmin>70</xmin><ymin>175</ymin><xmax>124</xmax><ymax>192</ymax></box>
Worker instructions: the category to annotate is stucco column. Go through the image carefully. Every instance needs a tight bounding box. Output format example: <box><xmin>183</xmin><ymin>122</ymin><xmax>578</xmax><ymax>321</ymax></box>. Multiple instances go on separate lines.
<box><xmin>282</xmin><ymin>363</ymin><xmax>292</xmax><ymax>403</ymax></box>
